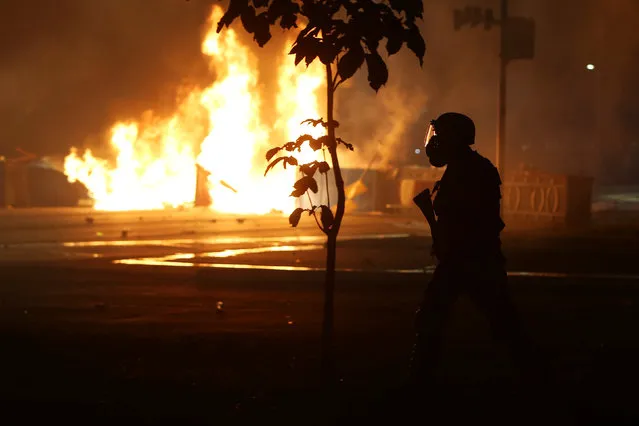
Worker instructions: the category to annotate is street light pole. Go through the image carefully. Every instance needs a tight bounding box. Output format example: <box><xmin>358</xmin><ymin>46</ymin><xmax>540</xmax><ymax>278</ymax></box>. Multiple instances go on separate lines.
<box><xmin>591</xmin><ymin>65</ymin><xmax>601</xmax><ymax>181</ymax></box>
<box><xmin>496</xmin><ymin>0</ymin><xmax>509</xmax><ymax>179</ymax></box>
<box><xmin>454</xmin><ymin>1</ymin><xmax>533</xmax><ymax>180</ymax></box>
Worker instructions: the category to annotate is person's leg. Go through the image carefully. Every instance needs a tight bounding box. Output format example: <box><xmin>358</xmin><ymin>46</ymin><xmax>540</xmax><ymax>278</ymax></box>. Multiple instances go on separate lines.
<box><xmin>468</xmin><ymin>263</ymin><xmax>566</xmax><ymax>419</ymax></box>
<box><xmin>467</xmin><ymin>262</ymin><xmax>545</xmax><ymax>379</ymax></box>
<box><xmin>409</xmin><ymin>264</ymin><xmax>460</xmax><ymax>386</ymax></box>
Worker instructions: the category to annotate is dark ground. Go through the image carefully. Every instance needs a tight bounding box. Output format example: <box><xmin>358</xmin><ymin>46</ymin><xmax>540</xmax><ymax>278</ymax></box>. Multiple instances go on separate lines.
<box><xmin>0</xmin><ymin>232</ymin><xmax>638</xmax><ymax>425</ymax></box>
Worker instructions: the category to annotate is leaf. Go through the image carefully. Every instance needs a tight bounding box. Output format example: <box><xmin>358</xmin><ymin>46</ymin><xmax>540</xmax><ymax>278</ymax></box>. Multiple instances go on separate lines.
<box><xmin>307</xmin><ymin>177</ymin><xmax>318</xmax><ymax>193</ymax></box>
<box><xmin>363</xmin><ymin>37</ymin><xmax>381</xmax><ymax>55</ymax></box>
<box><xmin>217</xmin><ymin>0</ymin><xmax>248</xmax><ymax>33</ymax></box>
<box><xmin>388</xmin><ymin>0</ymin><xmax>424</xmax><ymax>20</ymax></box>
<box><xmin>265</xmin><ymin>155</ymin><xmax>296</xmax><ymax>175</ymax></box>
<box><xmin>309</xmin><ymin>135</ymin><xmax>329</xmax><ymax>151</ymax></box>
<box><xmin>365</xmin><ymin>53</ymin><xmax>389</xmax><ymax>92</ymax></box>
<box><xmin>265</xmin><ymin>147</ymin><xmax>281</xmax><ymax>161</ymax></box>
<box><xmin>337</xmin><ymin>137</ymin><xmax>354</xmax><ymax>151</ymax></box>
<box><xmin>296</xmin><ymin>133</ymin><xmax>315</xmax><ymax>144</ymax></box>
<box><xmin>264</xmin><ymin>156</ymin><xmax>287</xmax><ymax>176</ymax></box>
<box><xmin>321</xmin><ymin>135</ymin><xmax>335</xmax><ymax>150</ymax></box>
<box><xmin>290</xmin><ymin>188</ymin><xmax>306</xmax><ymax>197</ymax></box>
<box><xmin>382</xmin><ymin>12</ymin><xmax>405</xmax><ymax>56</ymax></box>
<box><xmin>318</xmin><ymin>41</ymin><xmax>340</xmax><ymax>65</ymax></box>
<box><xmin>293</xmin><ymin>175</ymin><xmax>318</xmax><ymax>193</ymax></box>
<box><xmin>282</xmin><ymin>142</ymin><xmax>296</xmax><ymax>151</ymax></box>
<box><xmin>289</xmin><ymin>35</ymin><xmax>320</xmax><ymax>66</ymax></box>
<box><xmin>289</xmin><ymin>207</ymin><xmax>304</xmax><ymax>227</ymax></box>
<box><xmin>290</xmin><ymin>42</ymin><xmax>303</xmax><ymax>65</ymax></box>
<box><xmin>337</xmin><ymin>42</ymin><xmax>365</xmax><ymax>81</ymax></box>
<box><xmin>280</xmin><ymin>12</ymin><xmax>298</xmax><ymax>29</ymax></box>
<box><xmin>240</xmin><ymin>6</ymin><xmax>257</xmax><ymax>33</ymax></box>
<box><xmin>318</xmin><ymin>161</ymin><xmax>330</xmax><ymax>173</ymax></box>
<box><xmin>297</xmin><ymin>24</ymin><xmax>317</xmax><ymax>40</ymax></box>
<box><xmin>309</xmin><ymin>138</ymin><xmax>321</xmax><ymax>151</ymax></box>
<box><xmin>406</xmin><ymin>24</ymin><xmax>426</xmax><ymax>66</ymax></box>
<box><xmin>320</xmin><ymin>205</ymin><xmax>335</xmax><ymax>230</ymax></box>
<box><xmin>300</xmin><ymin>162</ymin><xmax>319</xmax><ymax>177</ymax></box>
<box><xmin>266</xmin><ymin>0</ymin><xmax>290</xmax><ymax>23</ymax></box>
<box><xmin>386</xmin><ymin>33</ymin><xmax>403</xmax><ymax>56</ymax></box>
<box><xmin>253</xmin><ymin>12</ymin><xmax>272</xmax><ymax>47</ymax></box>
<box><xmin>305</xmin><ymin>51</ymin><xmax>318</xmax><ymax>66</ymax></box>
<box><xmin>301</xmin><ymin>118</ymin><xmax>324</xmax><ymax>127</ymax></box>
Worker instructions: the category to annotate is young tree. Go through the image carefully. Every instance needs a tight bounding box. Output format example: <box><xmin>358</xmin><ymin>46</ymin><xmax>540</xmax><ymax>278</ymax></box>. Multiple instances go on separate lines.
<box><xmin>217</xmin><ymin>0</ymin><xmax>425</xmax><ymax>378</ymax></box>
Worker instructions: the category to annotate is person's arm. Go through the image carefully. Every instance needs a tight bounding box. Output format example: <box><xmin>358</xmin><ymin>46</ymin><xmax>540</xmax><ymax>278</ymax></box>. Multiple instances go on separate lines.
<box><xmin>413</xmin><ymin>188</ymin><xmax>441</xmax><ymax>259</ymax></box>
<box><xmin>413</xmin><ymin>188</ymin><xmax>436</xmax><ymax>229</ymax></box>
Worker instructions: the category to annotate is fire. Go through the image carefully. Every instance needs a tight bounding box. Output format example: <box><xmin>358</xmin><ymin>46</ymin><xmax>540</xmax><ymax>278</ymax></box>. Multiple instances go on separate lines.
<box><xmin>276</xmin><ymin>45</ymin><xmax>326</xmax><ymax>161</ymax></box>
<box><xmin>64</xmin><ymin>116</ymin><xmax>199</xmax><ymax>211</ymax></box>
<box><xmin>275</xmin><ymin>42</ymin><xmax>326</xmax><ymax>206</ymax></box>
<box><xmin>64</xmin><ymin>5</ymin><xmax>325</xmax><ymax>214</ymax></box>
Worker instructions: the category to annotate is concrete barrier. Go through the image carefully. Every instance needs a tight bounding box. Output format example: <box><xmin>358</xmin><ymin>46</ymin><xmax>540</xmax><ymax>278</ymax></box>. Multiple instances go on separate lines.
<box><xmin>395</xmin><ymin>167</ymin><xmax>594</xmax><ymax>228</ymax></box>
<box><xmin>503</xmin><ymin>172</ymin><xmax>593</xmax><ymax>229</ymax></box>
<box><xmin>0</xmin><ymin>160</ymin><xmax>89</xmax><ymax>208</ymax></box>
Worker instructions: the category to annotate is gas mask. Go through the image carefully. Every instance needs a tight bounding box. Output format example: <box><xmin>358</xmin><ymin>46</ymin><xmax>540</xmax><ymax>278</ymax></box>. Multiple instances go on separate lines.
<box><xmin>424</xmin><ymin>121</ymin><xmax>447</xmax><ymax>168</ymax></box>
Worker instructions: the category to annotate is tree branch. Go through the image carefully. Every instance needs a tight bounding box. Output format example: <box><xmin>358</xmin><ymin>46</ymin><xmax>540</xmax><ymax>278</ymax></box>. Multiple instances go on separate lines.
<box><xmin>306</xmin><ymin>190</ymin><xmax>325</xmax><ymax>233</ymax></box>
<box><xmin>323</xmin><ymin>148</ymin><xmax>331</xmax><ymax>207</ymax></box>
<box><xmin>331</xmin><ymin>58</ymin><xmax>344</xmax><ymax>91</ymax></box>
<box><xmin>331</xmin><ymin>57</ymin><xmax>340</xmax><ymax>87</ymax></box>
<box><xmin>332</xmin><ymin>72</ymin><xmax>339</xmax><ymax>88</ymax></box>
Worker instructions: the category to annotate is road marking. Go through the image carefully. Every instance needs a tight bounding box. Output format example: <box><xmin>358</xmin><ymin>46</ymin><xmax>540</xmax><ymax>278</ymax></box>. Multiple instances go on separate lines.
<box><xmin>5</xmin><ymin>232</ymin><xmax>638</xmax><ymax>281</ymax></box>
<box><xmin>507</xmin><ymin>271</ymin><xmax>639</xmax><ymax>281</ymax></box>
<box><xmin>3</xmin><ymin>232</ymin><xmax>411</xmax><ymax>248</ymax></box>
<box><xmin>116</xmin><ymin>257</ymin><xmax>424</xmax><ymax>274</ymax></box>
<box><xmin>115</xmin><ymin>252</ymin><xmax>639</xmax><ymax>281</ymax></box>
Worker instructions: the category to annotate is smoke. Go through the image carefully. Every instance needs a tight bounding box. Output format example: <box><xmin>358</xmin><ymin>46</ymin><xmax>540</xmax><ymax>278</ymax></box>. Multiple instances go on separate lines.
<box><xmin>0</xmin><ymin>0</ymin><xmax>213</xmax><ymax>157</ymax></box>
<box><xmin>0</xmin><ymin>0</ymin><xmax>431</xmax><ymax>171</ymax></box>
<box><xmin>585</xmin><ymin>0</ymin><xmax>639</xmax><ymax>183</ymax></box>
<box><xmin>336</xmin><ymin>52</ymin><xmax>428</xmax><ymax>169</ymax></box>
<box><xmin>501</xmin><ymin>0</ymin><xmax>639</xmax><ymax>182</ymax></box>
<box><xmin>3</xmin><ymin>0</ymin><xmax>638</xmax><ymax>185</ymax></box>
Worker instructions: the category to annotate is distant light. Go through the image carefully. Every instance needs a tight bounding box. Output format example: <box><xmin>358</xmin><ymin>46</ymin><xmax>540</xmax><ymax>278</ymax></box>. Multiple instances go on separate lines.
<box><xmin>586</xmin><ymin>63</ymin><xmax>595</xmax><ymax>71</ymax></box>
<box><xmin>414</xmin><ymin>148</ymin><xmax>421</xmax><ymax>155</ymax></box>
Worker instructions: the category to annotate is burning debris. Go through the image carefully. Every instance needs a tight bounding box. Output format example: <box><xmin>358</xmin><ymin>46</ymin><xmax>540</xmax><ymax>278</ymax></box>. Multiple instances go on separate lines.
<box><xmin>219</xmin><ymin>180</ymin><xmax>238</xmax><ymax>193</ymax></box>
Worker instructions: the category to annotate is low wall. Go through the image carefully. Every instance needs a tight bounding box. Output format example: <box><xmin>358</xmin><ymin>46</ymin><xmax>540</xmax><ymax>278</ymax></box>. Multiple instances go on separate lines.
<box><xmin>397</xmin><ymin>167</ymin><xmax>594</xmax><ymax>229</ymax></box>
<box><xmin>502</xmin><ymin>172</ymin><xmax>593</xmax><ymax>229</ymax></box>
<box><xmin>0</xmin><ymin>160</ymin><xmax>88</xmax><ymax>208</ymax></box>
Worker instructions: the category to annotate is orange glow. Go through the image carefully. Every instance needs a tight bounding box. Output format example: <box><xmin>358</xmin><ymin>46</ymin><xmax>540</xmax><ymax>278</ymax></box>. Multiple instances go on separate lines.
<box><xmin>275</xmin><ymin>40</ymin><xmax>327</xmax><ymax>206</ymax></box>
<box><xmin>64</xmin><ymin>5</ymin><xmax>325</xmax><ymax>214</ymax></box>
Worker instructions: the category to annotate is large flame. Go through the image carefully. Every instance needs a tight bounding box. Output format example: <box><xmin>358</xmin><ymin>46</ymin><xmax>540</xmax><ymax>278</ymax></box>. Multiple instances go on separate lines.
<box><xmin>275</xmin><ymin>41</ymin><xmax>326</xmax><ymax>207</ymax></box>
<box><xmin>64</xmin><ymin>5</ymin><xmax>326</xmax><ymax>213</ymax></box>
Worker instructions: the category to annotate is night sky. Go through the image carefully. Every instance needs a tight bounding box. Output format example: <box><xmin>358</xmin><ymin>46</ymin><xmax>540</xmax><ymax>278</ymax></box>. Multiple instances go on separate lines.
<box><xmin>1</xmin><ymin>0</ymin><xmax>637</xmax><ymax>184</ymax></box>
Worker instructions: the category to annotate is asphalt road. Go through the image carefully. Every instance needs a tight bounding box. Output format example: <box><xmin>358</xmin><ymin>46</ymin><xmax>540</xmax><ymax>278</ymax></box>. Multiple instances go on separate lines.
<box><xmin>1</xmin><ymin>207</ymin><xmax>637</xmax><ymax>275</ymax></box>
<box><xmin>0</xmin><ymin>208</ymin><xmax>638</xmax><ymax>424</ymax></box>
<box><xmin>1</xmin><ymin>260</ymin><xmax>638</xmax><ymax>425</ymax></box>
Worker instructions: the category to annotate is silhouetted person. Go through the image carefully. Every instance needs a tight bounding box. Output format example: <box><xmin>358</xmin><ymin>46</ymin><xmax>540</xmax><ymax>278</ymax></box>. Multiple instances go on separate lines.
<box><xmin>409</xmin><ymin>112</ymin><xmax>540</xmax><ymax>387</ymax></box>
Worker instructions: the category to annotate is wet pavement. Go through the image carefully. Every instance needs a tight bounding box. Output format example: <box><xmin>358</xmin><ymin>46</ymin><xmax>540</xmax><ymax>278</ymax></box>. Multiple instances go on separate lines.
<box><xmin>1</xmin><ymin>209</ymin><xmax>638</xmax><ymax>425</ymax></box>
<box><xmin>1</xmin><ymin>208</ymin><xmax>637</xmax><ymax>282</ymax></box>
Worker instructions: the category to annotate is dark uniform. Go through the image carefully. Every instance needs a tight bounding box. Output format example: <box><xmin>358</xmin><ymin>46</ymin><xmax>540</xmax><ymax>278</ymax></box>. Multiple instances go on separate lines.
<box><xmin>410</xmin><ymin>148</ymin><xmax>535</xmax><ymax>384</ymax></box>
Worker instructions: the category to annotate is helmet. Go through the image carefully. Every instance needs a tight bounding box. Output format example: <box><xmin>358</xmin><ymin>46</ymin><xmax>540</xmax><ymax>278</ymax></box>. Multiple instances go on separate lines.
<box><xmin>431</xmin><ymin>112</ymin><xmax>475</xmax><ymax>146</ymax></box>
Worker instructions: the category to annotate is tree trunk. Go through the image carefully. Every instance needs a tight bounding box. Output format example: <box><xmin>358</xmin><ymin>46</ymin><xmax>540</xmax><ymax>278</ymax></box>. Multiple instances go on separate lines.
<box><xmin>320</xmin><ymin>63</ymin><xmax>346</xmax><ymax>383</ymax></box>
<box><xmin>321</xmin><ymin>230</ymin><xmax>337</xmax><ymax>378</ymax></box>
